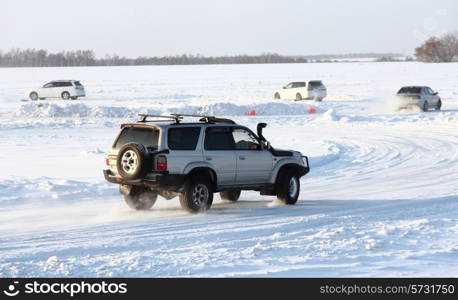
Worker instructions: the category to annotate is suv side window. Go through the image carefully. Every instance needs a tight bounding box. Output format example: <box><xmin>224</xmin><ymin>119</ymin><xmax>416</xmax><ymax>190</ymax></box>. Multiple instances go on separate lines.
<box><xmin>168</xmin><ymin>127</ymin><xmax>201</xmax><ymax>150</ymax></box>
<box><xmin>43</xmin><ymin>82</ymin><xmax>55</xmax><ymax>88</ymax></box>
<box><xmin>292</xmin><ymin>82</ymin><xmax>306</xmax><ymax>88</ymax></box>
<box><xmin>233</xmin><ymin>128</ymin><xmax>261</xmax><ymax>150</ymax></box>
<box><xmin>204</xmin><ymin>127</ymin><xmax>235</xmax><ymax>150</ymax></box>
<box><xmin>285</xmin><ymin>83</ymin><xmax>293</xmax><ymax>89</ymax></box>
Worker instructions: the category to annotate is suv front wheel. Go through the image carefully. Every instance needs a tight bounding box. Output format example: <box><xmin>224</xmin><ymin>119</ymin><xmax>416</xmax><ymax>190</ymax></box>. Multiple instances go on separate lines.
<box><xmin>276</xmin><ymin>169</ymin><xmax>300</xmax><ymax>205</ymax></box>
<box><xmin>124</xmin><ymin>186</ymin><xmax>158</xmax><ymax>210</ymax></box>
<box><xmin>179</xmin><ymin>176</ymin><xmax>214</xmax><ymax>213</ymax></box>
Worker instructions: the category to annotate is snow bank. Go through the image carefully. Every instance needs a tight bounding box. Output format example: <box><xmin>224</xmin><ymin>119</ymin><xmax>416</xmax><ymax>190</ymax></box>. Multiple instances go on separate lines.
<box><xmin>14</xmin><ymin>102</ymin><xmax>319</xmax><ymax>118</ymax></box>
<box><xmin>0</xmin><ymin>178</ymin><xmax>115</xmax><ymax>206</ymax></box>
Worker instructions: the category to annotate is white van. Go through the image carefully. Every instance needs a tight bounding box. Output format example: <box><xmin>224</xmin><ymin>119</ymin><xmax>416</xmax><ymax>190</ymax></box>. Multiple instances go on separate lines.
<box><xmin>26</xmin><ymin>80</ymin><xmax>86</xmax><ymax>100</ymax></box>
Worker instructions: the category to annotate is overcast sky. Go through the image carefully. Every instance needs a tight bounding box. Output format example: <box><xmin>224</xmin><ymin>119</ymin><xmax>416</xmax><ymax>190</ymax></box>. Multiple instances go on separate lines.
<box><xmin>2</xmin><ymin>0</ymin><xmax>457</xmax><ymax>57</ymax></box>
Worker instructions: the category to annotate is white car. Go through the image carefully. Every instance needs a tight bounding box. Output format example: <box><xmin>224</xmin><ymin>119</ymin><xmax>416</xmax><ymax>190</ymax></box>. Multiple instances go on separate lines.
<box><xmin>26</xmin><ymin>80</ymin><xmax>86</xmax><ymax>100</ymax></box>
<box><xmin>274</xmin><ymin>81</ymin><xmax>327</xmax><ymax>101</ymax></box>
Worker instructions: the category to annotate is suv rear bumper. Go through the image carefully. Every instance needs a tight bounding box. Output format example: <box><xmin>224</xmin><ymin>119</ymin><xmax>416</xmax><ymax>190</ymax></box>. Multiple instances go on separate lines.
<box><xmin>103</xmin><ymin>169</ymin><xmax>185</xmax><ymax>191</ymax></box>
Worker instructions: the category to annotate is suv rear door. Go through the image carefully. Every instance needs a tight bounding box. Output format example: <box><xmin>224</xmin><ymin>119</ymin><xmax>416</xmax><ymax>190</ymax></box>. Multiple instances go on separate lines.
<box><xmin>203</xmin><ymin>126</ymin><xmax>237</xmax><ymax>186</ymax></box>
<box><xmin>232</xmin><ymin>127</ymin><xmax>273</xmax><ymax>184</ymax></box>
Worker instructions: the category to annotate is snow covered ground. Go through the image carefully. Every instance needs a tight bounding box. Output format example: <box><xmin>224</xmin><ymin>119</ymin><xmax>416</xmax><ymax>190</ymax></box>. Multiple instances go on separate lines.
<box><xmin>0</xmin><ymin>62</ymin><xmax>457</xmax><ymax>277</ymax></box>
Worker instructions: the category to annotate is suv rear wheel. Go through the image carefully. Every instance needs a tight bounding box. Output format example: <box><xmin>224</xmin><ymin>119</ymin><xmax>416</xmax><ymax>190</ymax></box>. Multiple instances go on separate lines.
<box><xmin>295</xmin><ymin>93</ymin><xmax>302</xmax><ymax>101</ymax></box>
<box><xmin>179</xmin><ymin>176</ymin><xmax>214</xmax><ymax>213</ymax></box>
<box><xmin>274</xmin><ymin>93</ymin><xmax>281</xmax><ymax>100</ymax></box>
<box><xmin>61</xmin><ymin>91</ymin><xmax>70</xmax><ymax>100</ymax></box>
<box><xmin>29</xmin><ymin>92</ymin><xmax>38</xmax><ymax>101</ymax></box>
<box><xmin>276</xmin><ymin>169</ymin><xmax>300</xmax><ymax>205</ymax></box>
<box><xmin>220</xmin><ymin>190</ymin><xmax>241</xmax><ymax>202</ymax></box>
<box><xmin>124</xmin><ymin>186</ymin><xmax>157</xmax><ymax>210</ymax></box>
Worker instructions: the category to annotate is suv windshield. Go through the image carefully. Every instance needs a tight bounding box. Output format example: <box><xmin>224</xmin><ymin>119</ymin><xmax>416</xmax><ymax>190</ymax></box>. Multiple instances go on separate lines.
<box><xmin>114</xmin><ymin>127</ymin><xmax>159</xmax><ymax>150</ymax></box>
<box><xmin>398</xmin><ymin>87</ymin><xmax>421</xmax><ymax>94</ymax></box>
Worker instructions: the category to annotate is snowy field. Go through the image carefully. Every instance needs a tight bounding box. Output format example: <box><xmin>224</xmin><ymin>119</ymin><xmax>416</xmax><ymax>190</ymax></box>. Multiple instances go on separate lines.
<box><xmin>0</xmin><ymin>62</ymin><xmax>457</xmax><ymax>277</ymax></box>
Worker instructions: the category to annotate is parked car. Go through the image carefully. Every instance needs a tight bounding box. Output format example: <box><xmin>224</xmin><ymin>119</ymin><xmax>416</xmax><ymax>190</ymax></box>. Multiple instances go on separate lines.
<box><xmin>274</xmin><ymin>81</ymin><xmax>327</xmax><ymax>101</ymax></box>
<box><xmin>396</xmin><ymin>86</ymin><xmax>442</xmax><ymax>111</ymax></box>
<box><xmin>26</xmin><ymin>80</ymin><xmax>86</xmax><ymax>100</ymax></box>
<box><xmin>103</xmin><ymin>114</ymin><xmax>310</xmax><ymax>213</ymax></box>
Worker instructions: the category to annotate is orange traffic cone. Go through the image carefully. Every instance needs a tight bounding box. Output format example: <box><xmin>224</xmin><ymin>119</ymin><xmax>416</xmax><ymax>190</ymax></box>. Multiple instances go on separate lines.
<box><xmin>308</xmin><ymin>107</ymin><xmax>317</xmax><ymax>114</ymax></box>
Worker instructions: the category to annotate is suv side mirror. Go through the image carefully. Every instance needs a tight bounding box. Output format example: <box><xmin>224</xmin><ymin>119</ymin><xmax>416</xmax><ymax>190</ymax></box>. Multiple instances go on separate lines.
<box><xmin>433</xmin><ymin>91</ymin><xmax>438</xmax><ymax>95</ymax></box>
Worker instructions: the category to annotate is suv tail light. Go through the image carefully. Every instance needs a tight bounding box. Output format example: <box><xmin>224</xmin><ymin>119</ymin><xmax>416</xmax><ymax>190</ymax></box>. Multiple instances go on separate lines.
<box><xmin>105</xmin><ymin>158</ymin><xmax>110</xmax><ymax>166</ymax></box>
<box><xmin>156</xmin><ymin>155</ymin><xmax>167</xmax><ymax>171</ymax></box>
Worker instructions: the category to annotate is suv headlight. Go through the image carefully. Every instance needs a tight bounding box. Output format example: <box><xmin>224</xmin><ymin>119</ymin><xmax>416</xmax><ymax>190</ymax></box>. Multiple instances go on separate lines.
<box><xmin>301</xmin><ymin>156</ymin><xmax>308</xmax><ymax>166</ymax></box>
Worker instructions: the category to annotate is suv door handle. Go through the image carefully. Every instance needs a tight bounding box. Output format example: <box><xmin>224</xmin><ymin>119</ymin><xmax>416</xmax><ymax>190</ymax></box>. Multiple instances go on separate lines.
<box><xmin>205</xmin><ymin>156</ymin><xmax>212</xmax><ymax>161</ymax></box>
<box><xmin>239</xmin><ymin>155</ymin><xmax>246</xmax><ymax>160</ymax></box>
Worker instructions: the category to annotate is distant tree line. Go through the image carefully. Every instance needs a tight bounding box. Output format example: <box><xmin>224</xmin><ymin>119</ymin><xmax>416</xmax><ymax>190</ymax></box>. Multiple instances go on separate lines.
<box><xmin>0</xmin><ymin>49</ymin><xmax>309</xmax><ymax>67</ymax></box>
<box><xmin>415</xmin><ymin>31</ymin><xmax>458</xmax><ymax>62</ymax></box>
<box><xmin>293</xmin><ymin>52</ymin><xmax>403</xmax><ymax>60</ymax></box>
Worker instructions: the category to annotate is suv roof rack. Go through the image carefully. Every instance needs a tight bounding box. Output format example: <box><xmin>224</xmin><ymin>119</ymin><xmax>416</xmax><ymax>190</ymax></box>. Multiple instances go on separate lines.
<box><xmin>170</xmin><ymin>114</ymin><xmax>235</xmax><ymax>124</ymax></box>
<box><xmin>138</xmin><ymin>114</ymin><xmax>183</xmax><ymax>123</ymax></box>
<box><xmin>137</xmin><ymin>113</ymin><xmax>235</xmax><ymax>124</ymax></box>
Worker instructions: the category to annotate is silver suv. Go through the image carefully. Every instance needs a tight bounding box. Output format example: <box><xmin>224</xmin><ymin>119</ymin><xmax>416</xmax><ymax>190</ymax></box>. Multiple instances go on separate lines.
<box><xmin>396</xmin><ymin>86</ymin><xmax>442</xmax><ymax>111</ymax></box>
<box><xmin>103</xmin><ymin>114</ymin><xmax>310</xmax><ymax>213</ymax></box>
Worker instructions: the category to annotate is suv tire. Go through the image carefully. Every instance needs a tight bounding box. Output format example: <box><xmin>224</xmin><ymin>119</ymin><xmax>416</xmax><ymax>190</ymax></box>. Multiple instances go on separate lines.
<box><xmin>61</xmin><ymin>92</ymin><xmax>70</xmax><ymax>100</ymax></box>
<box><xmin>124</xmin><ymin>186</ymin><xmax>157</xmax><ymax>210</ymax></box>
<box><xmin>274</xmin><ymin>93</ymin><xmax>281</xmax><ymax>100</ymax></box>
<box><xmin>116</xmin><ymin>143</ymin><xmax>150</xmax><ymax>180</ymax></box>
<box><xmin>179</xmin><ymin>175</ymin><xmax>214</xmax><ymax>213</ymax></box>
<box><xmin>29</xmin><ymin>92</ymin><xmax>38</xmax><ymax>101</ymax></box>
<box><xmin>435</xmin><ymin>99</ymin><xmax>442</xmax><ymax>111</ymax></box>
<box><xmin>276</xmin><ymin>169</ymin><xmax>300</xmax><ymax>205</ymax></box>
<box><xmin>295</xmin><ymin>93</ymin><xmax>302</xmax><ymax>101</ymax></box>
<box><xmin>220</xmin><ymin>190</ymin><xmax>241</xmax><ymax>202</ymax></box>
<box><xmin>422</xmin><ymin>101</ymin><xmax>428</xmax><ymax>112</ymax></box>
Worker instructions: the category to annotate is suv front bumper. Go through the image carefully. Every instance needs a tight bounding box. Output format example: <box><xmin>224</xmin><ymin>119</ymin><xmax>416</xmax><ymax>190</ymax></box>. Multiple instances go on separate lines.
<box><xmin>103</xmin><ymin>169</ymin><xmax>185</xmax><ymax>191</ymax></box>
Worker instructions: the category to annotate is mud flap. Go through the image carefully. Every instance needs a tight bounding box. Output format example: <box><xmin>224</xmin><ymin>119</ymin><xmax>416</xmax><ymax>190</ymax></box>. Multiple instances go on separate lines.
<box><xmin>119</xmin><ymin>184</ymin><xmax>133</xmax><ymax>196</ymax></box>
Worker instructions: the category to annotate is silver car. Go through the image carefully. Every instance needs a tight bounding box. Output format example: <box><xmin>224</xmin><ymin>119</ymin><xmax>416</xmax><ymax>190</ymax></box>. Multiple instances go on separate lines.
<box><xmin>397</xmin><ymin>86</ymin><xmax>442</xmax><ymax>111</ymax></box>
<box><xmin>103</xmin><ymin>114</ymin><xmax>310</xmax><ymax>213</ymax></box>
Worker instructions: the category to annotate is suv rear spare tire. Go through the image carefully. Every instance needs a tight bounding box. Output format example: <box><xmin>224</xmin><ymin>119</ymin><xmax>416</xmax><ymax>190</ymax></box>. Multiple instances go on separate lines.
<box><xmin>116</xmin><ymin>143</ymin><xmax>150</xmax><ymax>180</ymax></box>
